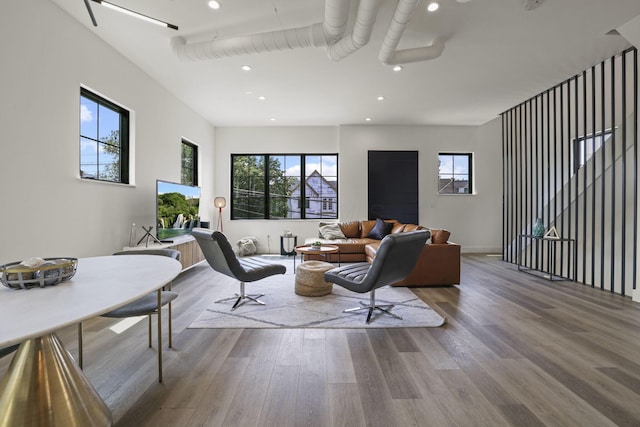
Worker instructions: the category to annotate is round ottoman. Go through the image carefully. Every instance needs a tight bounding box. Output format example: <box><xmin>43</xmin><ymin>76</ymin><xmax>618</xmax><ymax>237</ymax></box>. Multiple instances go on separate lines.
<box><xmin>295</xmin><ymin>261</ymin><xmax>335</xmax><ymax>296</ymax></box>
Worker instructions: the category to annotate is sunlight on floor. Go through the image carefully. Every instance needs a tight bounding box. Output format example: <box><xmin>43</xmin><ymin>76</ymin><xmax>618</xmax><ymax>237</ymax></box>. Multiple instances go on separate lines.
<box><xmin>109</xmin><ymin>316</ymin><xmax>146</xmax><ymax>334</ymax></box>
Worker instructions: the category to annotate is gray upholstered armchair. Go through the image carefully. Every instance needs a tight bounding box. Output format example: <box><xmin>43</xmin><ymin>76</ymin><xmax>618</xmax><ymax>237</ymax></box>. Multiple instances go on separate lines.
<box><xmin>192</xmin><ymin>229</ymin><xmax>286</xmax><ymax>310</ymax></box>
<box><xmin>324</xmin><ymin>230</ymin><xmax>429</xmax><ymax>323</ymax></box>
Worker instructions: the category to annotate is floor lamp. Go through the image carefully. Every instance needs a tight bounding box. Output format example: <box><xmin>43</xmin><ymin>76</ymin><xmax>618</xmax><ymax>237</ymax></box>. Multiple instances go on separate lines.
<box><xmin>214</xmin><ymin>197</ymin><xmax>226</xmax><ymax>232</ymax></box>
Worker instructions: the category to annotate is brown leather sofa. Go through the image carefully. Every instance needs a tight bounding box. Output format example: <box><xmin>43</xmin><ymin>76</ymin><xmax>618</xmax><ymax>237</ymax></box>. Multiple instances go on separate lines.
<box><xmin>303</xmin><ymin>219</ymin><xmax>460</xmax><ymax>287</ymax></box>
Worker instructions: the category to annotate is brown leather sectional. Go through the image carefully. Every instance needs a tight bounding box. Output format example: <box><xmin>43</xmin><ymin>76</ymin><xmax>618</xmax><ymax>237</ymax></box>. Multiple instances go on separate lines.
<box><xmin>304</xmin><ymin>219</ymin><xmax>461</xmax><ymax>287</ymax></box>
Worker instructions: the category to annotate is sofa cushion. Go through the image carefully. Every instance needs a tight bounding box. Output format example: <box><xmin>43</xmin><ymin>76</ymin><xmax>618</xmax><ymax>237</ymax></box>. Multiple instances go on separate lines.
<box><xmin>391</xmin><ymin>223</ymin><xmax>406</xmax><ymax>234</ymax></box>
<box><xmin>368</xmin><ymin>218</ymin><xmax>393</xmax><ymax>240</ymax></box>
<box><xmin>430</xmin><ymin>229</ymin><xmax>451</xmax><ymax>244</ymax></box>
<box><xmin>339</xmin><ymin>221</ymin><xmax>361</xmax><ymax>238</ymax></box>
<box><xmin>319</xmin><ymin>223</ymin><xmax>346</xmax><ymax>240</ymax></box>
<box><xmin>403</xmin><ymin>224</ymin><xmax>425</xmax><ymax>232</ymax></box>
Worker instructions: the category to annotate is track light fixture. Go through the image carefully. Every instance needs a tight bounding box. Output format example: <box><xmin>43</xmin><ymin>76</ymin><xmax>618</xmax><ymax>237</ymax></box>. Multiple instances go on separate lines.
<box><xmin>90</xmin><ymin>0</ymin><xmax>178</xmax><ymax>30</ymax></box>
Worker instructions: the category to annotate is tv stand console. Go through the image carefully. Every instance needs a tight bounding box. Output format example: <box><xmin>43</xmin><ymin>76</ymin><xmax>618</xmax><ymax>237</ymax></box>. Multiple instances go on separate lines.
<box><xmin>123</xmin><ymin>235</ymin><xmax>204</xmax><ymax>271</ymax></box>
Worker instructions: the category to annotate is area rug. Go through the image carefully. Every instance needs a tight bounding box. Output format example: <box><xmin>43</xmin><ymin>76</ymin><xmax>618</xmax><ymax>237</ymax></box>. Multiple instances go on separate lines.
<box><xmin>188</xmin><ymin>257</ymin><xmax>446</xmax><ymax>329</ymax></box>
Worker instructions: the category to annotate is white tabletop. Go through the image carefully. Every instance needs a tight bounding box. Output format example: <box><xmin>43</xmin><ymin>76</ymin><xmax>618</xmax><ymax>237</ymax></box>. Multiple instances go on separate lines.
<box><xmin>0</xmin><ymin>255</ymin><xmax>182</xmax><ymax>348</ymax></box>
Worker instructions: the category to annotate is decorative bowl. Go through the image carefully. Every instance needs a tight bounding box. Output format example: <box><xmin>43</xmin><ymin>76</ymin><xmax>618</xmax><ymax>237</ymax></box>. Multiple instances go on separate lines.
<box><xmin>0</xmin><ymin>258</ymin><xmax>78</xmax><ymax>290</ymax></box>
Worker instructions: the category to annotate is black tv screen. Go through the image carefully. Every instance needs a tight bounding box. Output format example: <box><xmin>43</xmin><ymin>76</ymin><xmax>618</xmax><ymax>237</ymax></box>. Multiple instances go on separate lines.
<box><xmin>156</xmin><ymin>180</ymin><xmax>201</xmax><ymax>241</ymax></box>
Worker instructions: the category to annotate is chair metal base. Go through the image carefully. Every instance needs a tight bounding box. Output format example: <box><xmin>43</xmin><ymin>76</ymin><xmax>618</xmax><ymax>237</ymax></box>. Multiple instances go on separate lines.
<box><xmin>216</xmin><ymin>281</ymin><xmax>265</xmax><ymax>311</ymax></box>
<box><xmin>343</xmin><ymin>290</ymin><xmax>403</xmax><ymax>324</ymax></box>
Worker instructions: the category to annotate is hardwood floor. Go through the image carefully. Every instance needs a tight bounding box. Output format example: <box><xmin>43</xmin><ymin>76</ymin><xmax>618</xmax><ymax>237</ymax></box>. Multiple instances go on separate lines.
<box><xmin>2</xmin><ymin>254</ymin><xmax>640</xmax><ymax>426</ymax></box>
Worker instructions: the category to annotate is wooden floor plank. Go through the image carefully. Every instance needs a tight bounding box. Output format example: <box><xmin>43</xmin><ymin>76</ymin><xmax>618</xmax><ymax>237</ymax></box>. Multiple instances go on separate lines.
<box><xmin>327</xmin><ymin>383</ymin><xmax>366</xmax><ymax>427</ymax></box>
<box><xmin>3</xmin><ymin>254</ymin><xmax>640</xmax><ymax>427</ymax></box>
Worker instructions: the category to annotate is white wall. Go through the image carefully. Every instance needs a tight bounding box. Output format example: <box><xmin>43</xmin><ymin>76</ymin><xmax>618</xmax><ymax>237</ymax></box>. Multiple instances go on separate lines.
<box><xmin>215</xmin><ymin>121</ymin><xmax>503</xmax><ymax>253</ymax></box>
<box><xmin>338</xmin><ymin>122</ymin><xmax>503</xmax><ymax>253</ymax></box>
<box><xmin>0</xmin><ymin>0</ymin><xmax>215</xmax><ymax>261</ymax></box>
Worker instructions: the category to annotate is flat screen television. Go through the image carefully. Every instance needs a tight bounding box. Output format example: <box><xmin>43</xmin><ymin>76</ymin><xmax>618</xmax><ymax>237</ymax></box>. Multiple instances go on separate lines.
<box><xmin>156</xmin><ymin>180</ymin><xmax>201</xmax><ymax>242</ymax></box>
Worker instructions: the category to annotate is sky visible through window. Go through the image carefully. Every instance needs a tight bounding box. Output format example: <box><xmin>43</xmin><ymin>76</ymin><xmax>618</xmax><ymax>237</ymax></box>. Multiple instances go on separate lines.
<box><xmin>439</xmin><ymin>154</ymin><xmax>469</xmax><ymax>179</ymax></box>
<box><xmin>270</xmin><ymin>155</ymin><xmax>338</xmax><ymax>179</ymax></box>
<box><xmin>80</xmin><ymin>95</ymin><xmax>120</xmax><ymax>179</ymax></box>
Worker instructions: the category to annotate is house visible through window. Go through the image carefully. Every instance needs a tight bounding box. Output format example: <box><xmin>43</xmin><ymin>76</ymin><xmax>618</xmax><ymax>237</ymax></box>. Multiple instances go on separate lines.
<box><xmin>80</xmin><ymin>87</ymin><xmax>129</xmax><ymax>183</ymax></box>
<box><xmin>181</xmin><ymin>140</ymin><xmax>198</xmax><ymax>186</ymax></box>
<box><xmin>231</xmin><ymin>154</ymin><xmax>338</xmax><ymax>220</ymax></box>
<box><xmin>438</xmin><ymin>153</ymin><xmax>472</xmax><ymax>194</ymax></box>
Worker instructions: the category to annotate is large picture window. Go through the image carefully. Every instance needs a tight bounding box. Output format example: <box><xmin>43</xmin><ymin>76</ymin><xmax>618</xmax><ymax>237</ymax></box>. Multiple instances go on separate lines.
<box><xmin>438</xmin><ymin>153</ymin><xmax>473</xmax><ymax>194</ymax></box>
<box><xmin>80</xmin><ymin>88</ymin><xmax>129</xmax><ymax>183</ymax></box>
<box><xmin>181</xmin><ymin>140</ymin><xmax>198</xmax><ymax>186</ymax></box>
<box><xmin>231</xmin><ymin>154</ymin><xmax>338</xmax><ymax>220</ymax></box>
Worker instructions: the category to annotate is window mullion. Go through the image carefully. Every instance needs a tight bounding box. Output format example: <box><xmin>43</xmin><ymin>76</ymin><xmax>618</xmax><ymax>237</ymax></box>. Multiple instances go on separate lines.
<box><xmin>300</xmin><ymin>155</ymin><xmax>306</xmax><ymax>219</ymax></box>
<box><xmin>265</xmin><ymin>155</ymin><xmax>271</xmax><ymax>219</ymax></box>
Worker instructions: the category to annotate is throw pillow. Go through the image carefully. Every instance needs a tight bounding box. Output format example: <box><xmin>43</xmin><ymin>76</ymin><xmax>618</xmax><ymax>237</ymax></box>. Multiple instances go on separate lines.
<box><xmin>368</xmin><ymin>218</ymin><xmax>393</xmax><ymax>240</ymax></box>
<box><xmin>319</xmin><ymin>223</ymin><xmax>346</xmax><ymax>240</ymax></box>
<box><xmin>318</xmin><ymin>222</ymin><xmax>333</xmax><ymax>238</ymax></box>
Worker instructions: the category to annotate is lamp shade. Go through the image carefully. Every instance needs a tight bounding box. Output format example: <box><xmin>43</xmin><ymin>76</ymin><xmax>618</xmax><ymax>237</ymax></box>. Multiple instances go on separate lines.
<box><xmin>214</xmin><ymin>197</ymin><xmax>227</xmax><ymax>208</ymax></box>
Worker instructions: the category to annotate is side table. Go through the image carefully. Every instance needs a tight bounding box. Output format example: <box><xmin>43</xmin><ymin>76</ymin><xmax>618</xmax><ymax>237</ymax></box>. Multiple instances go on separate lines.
<box><xmin>294</xmin><ymin>245</ymin><xmax>340</xmax><ymax>272</ymax></box>
<box><xmin>517</xmin><ymin>234</ymin><xmax>576</xmax><ymax>281</ymax></box>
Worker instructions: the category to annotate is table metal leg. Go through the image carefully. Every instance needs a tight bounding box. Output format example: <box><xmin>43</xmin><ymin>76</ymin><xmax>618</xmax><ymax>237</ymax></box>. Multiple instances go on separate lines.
<box><xmin>157</xmin><ymin>288</ymin><xmax>163</xmax><ymax>383</ymax></box>
<box><xmin>0</xmin><ymin>334</ymin><xmax>112</xmax><ymax>426</ymax></box>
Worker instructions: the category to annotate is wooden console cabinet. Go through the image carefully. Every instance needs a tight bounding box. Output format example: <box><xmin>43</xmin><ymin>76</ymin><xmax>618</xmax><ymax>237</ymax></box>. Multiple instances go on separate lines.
<box><xmin>123</xmin><ymin>235</ymin><xmax>204</xmax><ymax>271</ymax></box>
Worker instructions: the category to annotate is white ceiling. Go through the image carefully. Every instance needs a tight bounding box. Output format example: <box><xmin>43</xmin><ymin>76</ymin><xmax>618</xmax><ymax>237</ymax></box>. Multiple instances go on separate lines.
<box><xmin>51</xmin><ymin>0</ymin><xmax>640</xmax><ymax>127</ymax></box>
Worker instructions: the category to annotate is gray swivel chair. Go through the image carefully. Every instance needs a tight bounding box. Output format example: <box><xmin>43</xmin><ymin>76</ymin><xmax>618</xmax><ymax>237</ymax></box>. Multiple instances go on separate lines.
<box><xmin>324</xmin><ymin>230</ymin><xmax>429</xmax><ymax>323</ymax></box>
<box><xmin>77</xmin><ymin>249</ymin><xmax>180</xmax><ymax>382</ymax></box>
<box><xmin>192</xmin><ymin>229</ymin><xmax>286</xmax><ymax>310</ymax></box>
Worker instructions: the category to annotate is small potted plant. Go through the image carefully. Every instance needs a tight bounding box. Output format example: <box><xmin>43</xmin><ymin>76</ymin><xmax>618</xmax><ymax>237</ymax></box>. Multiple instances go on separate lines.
<box><xmin>311</xmin><ymin>241</ymin><xmax>322</xmax><ymax>250</ymax></box>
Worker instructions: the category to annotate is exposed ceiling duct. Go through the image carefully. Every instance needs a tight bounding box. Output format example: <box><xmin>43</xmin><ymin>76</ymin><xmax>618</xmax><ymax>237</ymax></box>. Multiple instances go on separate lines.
<box><xmin>326</xmin><ymin>0</ymin><xmax>381</xmax><ymax>61</ymax></box>
<box><xmin>172</xmin><ymin>0</ymin><xmax>445</xmax><ymax>66</ymax></box>
<box><xmin>378</xmin><ymin>0</ymin><xmax>445</xmax><ymax>65</ymax></box>
<box><xmin>172</xmin><ymin>0</ymin><xmax>357</xmax><ymax>62</ymax></box>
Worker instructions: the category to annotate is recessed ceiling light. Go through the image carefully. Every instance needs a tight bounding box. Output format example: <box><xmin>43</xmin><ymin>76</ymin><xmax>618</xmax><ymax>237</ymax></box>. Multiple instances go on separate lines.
<box><xmin>241</xmin><ymin>65</ymin><xmax>251</xmax><ymax>71</ymax></box>
<box><xmin>269</xmin><ymin>118</ymin><xmax>276</xmax><ymax>121</ymax></box>
<box><xmin>377</xmin><ymin>96</ymin><xmax>385</xmax><ymax>101</ymax></box>
<box><xmin>426</xmin><ymin>2</ymin><xmax>440</xmax><ymax>12</ymax></box>
<box><xmin>392</xmin><ymin>65</ymin><xmax>403</xmax><ymax>72</ymax></box>
<box><xmin>365</xmin><ymin>117</ymin><xmax>372</xmax><ymax>122</ymax></box>
<box><xmin>208</xmin><ymin>1</ymin><xmax>221</xmax><ymax>10</ymax></box>
<box><xmin>258</xmin><ymin>96</ymin><xmax>266</xmax><ymax>101</ymax></box>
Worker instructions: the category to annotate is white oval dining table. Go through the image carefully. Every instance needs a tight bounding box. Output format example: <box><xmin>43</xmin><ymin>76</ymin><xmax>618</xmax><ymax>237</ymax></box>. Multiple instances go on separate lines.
<box><xmin>0</xmin><ymin>255</ymin><xmax>182</xmax><ymax>427</ymax></box>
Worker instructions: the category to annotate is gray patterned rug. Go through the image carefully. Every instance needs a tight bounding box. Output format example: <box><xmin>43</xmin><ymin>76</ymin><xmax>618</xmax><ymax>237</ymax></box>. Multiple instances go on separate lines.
<box><xmin>188</xmin><ymin>257</ymin><xmax>446</xmax><ymax>329</ymax></box>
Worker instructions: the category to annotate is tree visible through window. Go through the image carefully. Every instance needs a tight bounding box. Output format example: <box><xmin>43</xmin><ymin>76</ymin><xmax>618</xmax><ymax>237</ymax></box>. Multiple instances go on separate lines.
<box><xmin>438</xmin><ymin>153</ymin><xmax>472</xmax><ymax>194</ymax></box>
<box><xmin>80</xmin><ymin>88</ymin><xmax>129</xmax><ymax>183</ymax></box>
<box><xmin>181</xmin><ymin>140</ymin><xmax>198</xmax><ymax>186</ymax></box>
<box><xmin>231</xmin><ymin>154</ymin><xmax>338</xmax><ymax>219</ymax></box>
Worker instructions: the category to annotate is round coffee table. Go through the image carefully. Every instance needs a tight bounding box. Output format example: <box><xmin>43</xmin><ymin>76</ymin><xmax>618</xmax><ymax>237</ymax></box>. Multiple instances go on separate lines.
<box><xmin>293</xmin><ymin>244</ymin><xmax>340</xmax><ymax>272</ymax></box>
<box><xmin>294</xmin><ymin>261</ymin><xmax>335</xmax><ymax>296</ymax></box>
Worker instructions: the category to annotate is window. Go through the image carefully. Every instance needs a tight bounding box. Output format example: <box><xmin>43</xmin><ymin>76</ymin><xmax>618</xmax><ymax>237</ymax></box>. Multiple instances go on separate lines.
<box><xmin>438</xmin><ymin>153</ymin><xmax>472</xmax><ymax>194</ymax></box>
<box><xmin>231</xmin><ymin>154</ymin><xmax>338</xmax><ymax>220</ymax></box>
<box><xmin>181</xmin><ymin>140</ymin><xmax>198</xmax><ymax>186</ymax></box>
<box><xmin>80</xmin><ymin>88</ymin><xmax>129</xmax><ymax>183</ymax></box>
<box><xmin>573</xmin><ymin>130</ymin><xmax>611</xmax><ymax>173</ymax></box>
